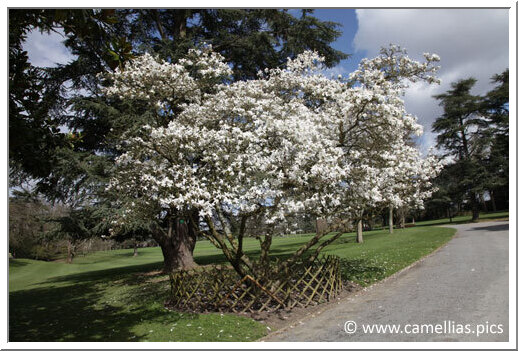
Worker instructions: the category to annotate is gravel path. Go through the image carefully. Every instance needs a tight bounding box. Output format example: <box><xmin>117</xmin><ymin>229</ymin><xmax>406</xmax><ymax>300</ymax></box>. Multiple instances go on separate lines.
<box><xmin>263</xmin><ymin>221</ymin><xmax>509</xmax><ymax>342</ymax></box>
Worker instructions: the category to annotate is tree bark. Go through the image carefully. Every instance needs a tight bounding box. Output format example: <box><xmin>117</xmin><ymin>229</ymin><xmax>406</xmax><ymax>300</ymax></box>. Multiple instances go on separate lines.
<box><xmin>356</xmin><ymin>209</ymin><xmax>364</xmax><ymax>243</ymax></box>
<box><xmin>356</xmin><ymin>218</ymin><xmax>363</xmax><ymax>243</ymax></box>
<box><xmin>388</xmin><ymin>205</ymin><xmax>394</xmax><ymax>234</ymax></box>
<box><xmin>153</xmin><ymin>212</ymin><xmax>198</xmax><ymax>273</ymax></box>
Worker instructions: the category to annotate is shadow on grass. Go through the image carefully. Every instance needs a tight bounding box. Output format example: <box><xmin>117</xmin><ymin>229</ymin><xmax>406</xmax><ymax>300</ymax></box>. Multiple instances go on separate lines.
<box><xmin>9</xmin><ymin>280</ymin><xmax>191</xmax><ymax>342</ymax></box>
<box><xmin>34</xmin><ymin>262</ymin><xmax>164</xmax><ymax>287</ymax></box>
<box><xmin>9</xmin><ymin>259</ymin><xmax>30</xmax><ymax>268</ymax></box>
<box><xmin>72</xmin><ymin>249</ymin><xmax>162</xmax><ymax>265</ymax></box>
<box><xmin>10</xmin><ymin>259</ymin><xmax>198</xmax><ymax>342</ymax></box>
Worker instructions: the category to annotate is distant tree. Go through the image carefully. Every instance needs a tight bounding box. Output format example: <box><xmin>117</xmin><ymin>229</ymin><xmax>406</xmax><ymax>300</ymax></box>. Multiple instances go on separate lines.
<box><xmin>92</xmin><ymin>197</ymin><xmax>153</xmax><ymax>257</ymax></box>
<box><xmin>430</xmin><ymin>69</ymin><xmax>508</xmax><ymax>220</ymax></box>
<box><xmin>35</xmin><ymin>146</ymin><xmax>106</xmax><ymax>263</ymax></box>
<box><xmin>432</xmin><ymin>78</ymin><xmax>487</xmax><ymax>220</ymax></box>
<box><xmin>480</xmin><ymin>69</ymin><xmax>509</xmax><ymax>211</ymax></box>
<box><xmin>49</xmin><ymin>206</ymin><xmax>96</xmax><ymax>263</ymax></box>
<box><xmin>9</xmin><ymin>192</ymin><xmax>49</xmax><ymax>259</ymax></box>
<box><xmin>425</xmin><ymin>161</ymin><xmax>466</xmax><ymax>219</ymax></box>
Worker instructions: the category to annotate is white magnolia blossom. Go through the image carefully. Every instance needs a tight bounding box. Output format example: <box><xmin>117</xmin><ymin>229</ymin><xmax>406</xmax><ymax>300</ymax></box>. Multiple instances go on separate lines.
<box><xmin>104</xmin><ymin>45</ymin><xmax>231</xmax><ymax>111</ymax></box>
<box><xmin>106</xmin><ymin>44</ymin><xmax>442</xmax><ymax>229</ymax></box>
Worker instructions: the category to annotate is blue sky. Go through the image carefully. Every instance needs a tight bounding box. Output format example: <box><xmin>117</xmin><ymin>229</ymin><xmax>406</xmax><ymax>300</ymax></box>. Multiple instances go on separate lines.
<box><xmin>311</xmin><ymin>9</ymin><xmax>366</xmax><ymax>74</ymax></box>
<box><xmin>23</xmin><ymin>9</ymin><xmax>510</xmax><ymax>154</ymax></box>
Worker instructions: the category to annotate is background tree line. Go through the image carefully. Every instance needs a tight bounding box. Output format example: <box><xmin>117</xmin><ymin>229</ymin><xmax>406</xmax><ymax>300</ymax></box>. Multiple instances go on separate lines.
<box><xmin>424</xmin><ymin>69</ymin><xmax>509</xmax><ymax>221</ymax></box>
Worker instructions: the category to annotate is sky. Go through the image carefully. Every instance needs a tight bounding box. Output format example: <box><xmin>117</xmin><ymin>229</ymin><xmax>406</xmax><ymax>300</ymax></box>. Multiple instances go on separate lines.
<box><xmin>23</xmin><ymin>9</ymin><xmax>510</xmax><ymax>154</ymax></box>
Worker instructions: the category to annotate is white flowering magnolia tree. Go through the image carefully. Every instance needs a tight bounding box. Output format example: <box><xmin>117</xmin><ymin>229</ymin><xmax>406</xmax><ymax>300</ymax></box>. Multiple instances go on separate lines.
<box><xmin>104</xmin><ymin>47</ymin><xmax>232</xmax><ymax>271</ymax></box>
<box><xmin>106</xmin><ymin>44</ymin><xmax>442</xmax><ymax>276</ymax></box>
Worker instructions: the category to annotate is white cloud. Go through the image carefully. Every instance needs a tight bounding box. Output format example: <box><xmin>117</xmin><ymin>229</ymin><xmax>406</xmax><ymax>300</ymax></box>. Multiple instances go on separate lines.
<box><xmin>354</xmin><ymin>9</ymin><xmax>509</xmax><ymax>154</ymax></box>
<box><xmin>22</xmin><ymin>28</ymin><xmax>76</xmax><ymax>67</ymax></box>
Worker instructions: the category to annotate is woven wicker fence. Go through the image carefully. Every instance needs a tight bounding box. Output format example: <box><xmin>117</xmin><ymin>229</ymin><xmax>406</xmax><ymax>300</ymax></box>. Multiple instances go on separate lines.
<box><xmin>167</xmin><ymin>255</ymin><xmax>343</xmax><ymax>313</ymax></box>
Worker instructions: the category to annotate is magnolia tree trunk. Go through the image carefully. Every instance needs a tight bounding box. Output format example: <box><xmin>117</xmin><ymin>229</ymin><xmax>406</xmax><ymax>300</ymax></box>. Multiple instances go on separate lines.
<box><xmin>356</xmin><ymin>209</ymin><xmax>364</xmax><ymax>243</ymax></box>
<box><xmin>388</xmin><ymin>205</ymin><xmax>394</xmax><ymax>234</ymax></box>
<box><xmin>356</xmin><ymin>218</ymin><xmax>363</xmax><ymax>243</ymax></box>
<box><xmin>153</xmin><ymin>212</ymin><xmax>198</xmax><ymax>273</ymax></box>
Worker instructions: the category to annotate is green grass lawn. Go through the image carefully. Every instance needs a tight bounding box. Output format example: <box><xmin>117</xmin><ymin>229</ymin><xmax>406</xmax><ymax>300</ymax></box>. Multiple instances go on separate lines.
<box><xmin>414</xmin><ymin>210</ymin><xmax>509</xmax><ymax>227</ymax></box>
<box><xmin>10</xmin><ymin>225</ymin><xmax>456</xmax><ymax>342</ymax></box>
